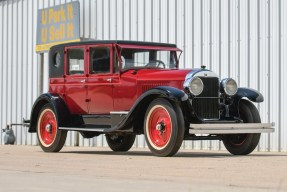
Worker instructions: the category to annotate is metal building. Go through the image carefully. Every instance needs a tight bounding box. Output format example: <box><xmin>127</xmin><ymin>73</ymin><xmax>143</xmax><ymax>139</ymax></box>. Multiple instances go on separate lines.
<box><xmin>0</xmin><ymin>0</ymin><xmax>286</xmax><ymax>152</ymax></box>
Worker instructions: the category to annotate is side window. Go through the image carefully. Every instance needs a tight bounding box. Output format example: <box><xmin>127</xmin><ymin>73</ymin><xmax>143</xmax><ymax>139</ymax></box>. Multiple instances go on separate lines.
<box><xmin>67</xmin><ymin>48</ymin><xmax>84</xmax><ymax>75</ymax></box>
<box><xmin>90</xmin><ymin>47</ymin><xmax>111</xmax><ymax>74</ymax></box>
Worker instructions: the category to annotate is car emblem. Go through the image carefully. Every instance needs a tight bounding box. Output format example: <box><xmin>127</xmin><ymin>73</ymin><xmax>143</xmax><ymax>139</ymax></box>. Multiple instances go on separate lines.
<box><xmin>204</xmin><ymin>73</ymin><xmax>208</xmax><ymax>77</ymax></box>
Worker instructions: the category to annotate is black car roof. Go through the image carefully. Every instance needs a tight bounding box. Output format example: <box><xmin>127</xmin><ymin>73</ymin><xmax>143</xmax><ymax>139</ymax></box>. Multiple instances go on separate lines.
<box><xmin>51</xmin><ymin>40</ymin><xmax>177</xmax><ymax>49</ymax></box>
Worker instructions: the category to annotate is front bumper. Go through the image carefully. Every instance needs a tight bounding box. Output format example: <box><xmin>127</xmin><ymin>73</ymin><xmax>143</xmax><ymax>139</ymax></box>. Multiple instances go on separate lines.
<box><xmin>189</xmin><ymin>123</ymin><xmax>275</xmax><ymax>134</ymax></box>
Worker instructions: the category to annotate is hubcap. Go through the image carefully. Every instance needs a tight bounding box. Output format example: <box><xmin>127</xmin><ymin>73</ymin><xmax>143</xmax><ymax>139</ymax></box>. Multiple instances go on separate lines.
<box><xmin>45</xmin><ymin>124</ymin><xmax>52</xmax><ymax>133</ymax></box>
<box><xmin>147</xmin><ymin>105</ymin><xmax>172</xmax><ymax>149</ymax></box>
<box><xmin>38</xmin><ymin>109</ymin><xmax>57</xmax><ymax>147</ymax></box>
<box><xmin>155</xmin><ymin>122</ymin><xmax>165</xmax><ymax>132</ymax></box>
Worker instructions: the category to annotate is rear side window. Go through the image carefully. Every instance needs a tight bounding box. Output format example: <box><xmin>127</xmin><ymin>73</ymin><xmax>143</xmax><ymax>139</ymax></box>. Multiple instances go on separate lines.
<box><xmin>90</xmin><ymin>47</ymin><xmax>111</xmax><ymax>74</ymax></box>
<box><xmin>67</xmin><ymin>48</ymin><xmax>84</xmax><ymax>75</ymax></box>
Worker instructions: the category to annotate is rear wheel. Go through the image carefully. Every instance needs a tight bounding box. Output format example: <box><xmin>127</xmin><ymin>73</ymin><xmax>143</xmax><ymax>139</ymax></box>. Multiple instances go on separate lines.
<box><xmin>144</xmin><ymin>98</ymin><xmax>184</xmax><ymax>157</ymax></box>
<box><xmin>106</xmin><ymin>134</ymin><xmax>136</xmax><ymax>152</ymax></box>
<box><xmin>37</xmin><ymin>103</ymin><xmax>67</xmax><ymax>152</ymax></box>
<box><xmin>223</xmin><ymin>100</ymin><xmax>261</xmax><ymax>155</ymax></box>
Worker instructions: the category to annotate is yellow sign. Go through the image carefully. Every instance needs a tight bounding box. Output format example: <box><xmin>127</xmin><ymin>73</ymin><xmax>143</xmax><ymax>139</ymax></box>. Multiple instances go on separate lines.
<box><xmin>36</xmin><ymin>2</ymin><xmax>80</xmax><ymax>53</ymax></box>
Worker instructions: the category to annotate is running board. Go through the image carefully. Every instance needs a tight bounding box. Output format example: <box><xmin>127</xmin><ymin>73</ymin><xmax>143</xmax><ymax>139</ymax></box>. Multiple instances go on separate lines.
<box><xmin>189</xmin><ymin>123</ymin><xmax>275</xmax><ymax>134</ymax></box>
<box><xmin>59</xmin><ymin>127</ymin><xmax>106</xmax><ymax>132</ymax></box>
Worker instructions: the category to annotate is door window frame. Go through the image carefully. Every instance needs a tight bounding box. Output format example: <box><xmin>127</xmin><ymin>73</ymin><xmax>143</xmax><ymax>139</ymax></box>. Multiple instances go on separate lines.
<box><xmin>87</xmin><ymin>44</ymin><xmax>114</xmax><ymax>76</ymax></box>
<box><xmin>64</xmin><ymin>45</ymin><xmax>88</xmax><ymax>77</ymax></box>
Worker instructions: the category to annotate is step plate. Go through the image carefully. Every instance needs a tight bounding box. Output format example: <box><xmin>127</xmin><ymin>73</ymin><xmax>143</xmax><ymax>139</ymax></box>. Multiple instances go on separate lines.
<box><xmin>59</xmin><ymin>127</ymin><xmax>105</xmax><ymax>132</ymax></box>
<box><xmin>189</xmin><ymin>123</ymin><xmax>275</xmax><ymax>134</ymax></box>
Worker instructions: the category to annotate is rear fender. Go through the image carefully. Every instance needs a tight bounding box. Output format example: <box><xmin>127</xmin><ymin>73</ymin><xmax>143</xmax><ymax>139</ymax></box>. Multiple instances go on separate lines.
<box><xmin>29</xmin><ymin>93</ymin><xmax>70</xmax><ymax>133</ymax></box>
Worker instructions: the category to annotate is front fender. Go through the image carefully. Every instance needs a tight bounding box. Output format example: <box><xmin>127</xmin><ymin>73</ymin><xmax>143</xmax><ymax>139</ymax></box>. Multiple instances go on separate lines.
<box><xmin>234</xmin><ymin>88</ymin><xmax>264</xmax><ymax>103</ymax></box>
<box><xmin>130</xmin><ymin>86</ymin><xmax>188</xmax><ymax>114</ymax></box>
<box><xmin>111</xmin><ymin>86</ymin><xmax>188</xmax><ymax>132</ymax></box>
<box><xmin>230</xmin><ymin>88</ymin><xmax>263</xmax><ymax>118</ymax></box>
<box><xmin>29</xmin><ymin>93</ymin><xmax>70</xmax><ymax>133</ymax></box>
<box><xmin>149</xmin><ymin>86</ymin><xmax>188</xmax><ymax>102</ymax></box>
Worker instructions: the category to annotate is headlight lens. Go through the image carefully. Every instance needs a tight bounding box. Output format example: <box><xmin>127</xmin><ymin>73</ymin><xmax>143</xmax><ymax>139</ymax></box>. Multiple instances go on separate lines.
<box><xmin>221</xmin><ymin>78</ymin><xmax>238</xmax><ymax>96</ymax></box>
<box><xmin>187</xmin><ymin>77</ymin><xmax>204</xmax><ymax>96</ymax></box>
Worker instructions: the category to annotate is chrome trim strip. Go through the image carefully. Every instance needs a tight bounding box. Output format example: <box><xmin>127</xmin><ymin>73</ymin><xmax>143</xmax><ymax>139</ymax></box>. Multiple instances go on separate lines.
<box><xmin>59</xmin><ymin>127</ymin><xmax>105</xmax><ymax>132</ymax></box>
<box><xmin>82</xmin><ymin>115</ymin><xmax>110</xmax><ymax>118</ymax></box>
<box><xmin>110</xmin><ymin>111</ymin><xmax>129</xmax><ymax>115</ymax></box>
<box><xmin>193</xmin><ymin>71</ymin><xmax>219</xmax><ymax>78</ymax></box>
<box><xmin>189</xmin><ymin>123</ymin><xmax>275</xmax><ymax>134</ymax></box>
<box><xmin>185</xmin><ymin>69</ymin><xmax>219</xmax><ymax>81</ymax></box>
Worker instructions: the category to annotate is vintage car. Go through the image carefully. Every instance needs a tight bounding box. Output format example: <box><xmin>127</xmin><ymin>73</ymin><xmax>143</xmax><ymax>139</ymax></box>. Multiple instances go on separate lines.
<box><xmin>28</xmin><ymin>40</ymin><xmax>274</xmax><ymax>156</ymax></box>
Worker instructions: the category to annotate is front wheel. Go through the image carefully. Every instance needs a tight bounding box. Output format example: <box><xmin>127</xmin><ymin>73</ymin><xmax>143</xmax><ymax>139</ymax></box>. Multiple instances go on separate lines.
<box><xmin>144</xmin><ymin>98</ymin><xmax>184</xmax><ymax>157</ymax></box>
<box><xmin>223</xmin><ymin>100</ymin><xmax>261</xmax><ymax>155</ymax></box>
<box><xmin>37</xmin><ymin>103</ymin><xmax>67</xmax><ymax>152</ymax></box>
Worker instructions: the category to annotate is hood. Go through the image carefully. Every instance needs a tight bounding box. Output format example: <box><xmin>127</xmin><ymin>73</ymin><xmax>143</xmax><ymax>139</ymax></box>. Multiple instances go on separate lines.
<box><xmin>120</xmin><ymin>68</ymin><xmax>218</xmax><ymax>93</ymax></box>
<box><xmin>135</xmin><ymin>69</ymin><xmax>192</xmax><ymax>91</ymax></box>
<box><xmin>136</xmin><ymin>69</ymin><xmax>191</xmax><ymax>81</ymax></box>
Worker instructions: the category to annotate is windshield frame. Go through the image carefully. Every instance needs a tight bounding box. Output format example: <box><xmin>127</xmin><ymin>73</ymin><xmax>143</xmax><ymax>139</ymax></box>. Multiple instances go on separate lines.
<box><xmin>116</xmin><ymin>44</ymin><xmax>182</xmax><ymax>71</ymax></box>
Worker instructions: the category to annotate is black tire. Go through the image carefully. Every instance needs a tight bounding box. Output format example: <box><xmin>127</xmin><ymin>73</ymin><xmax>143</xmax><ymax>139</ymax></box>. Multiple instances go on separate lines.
<box><xmin>223</xmin><ymin>100</ymin><xmax>261</xmax><ymax>155</ymax></box>
<box><xmin>144</xmin><ymin>98</ymin><xmax>185</xmax><ymax>157</ymax></box>
<box><xmin>106</xmin><ymin>134</ymin><xmax>136</xmax><ymax>152</ymax></box>
<box><xmin>36</xmin><ymin>103</ymin><xmax>67</xmax><ymax>152</ymax></box>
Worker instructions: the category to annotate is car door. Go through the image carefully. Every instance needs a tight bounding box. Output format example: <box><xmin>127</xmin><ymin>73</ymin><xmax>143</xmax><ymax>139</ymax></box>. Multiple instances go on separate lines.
<box><xmin>86</xmin><ymin>44</ymin><xmax>114</xmax><ymax>114</ymax></box>
<box><xmin>64</xmin><ymin>46</ymin><xmax>89</xmax><ymax>114</ymax></box>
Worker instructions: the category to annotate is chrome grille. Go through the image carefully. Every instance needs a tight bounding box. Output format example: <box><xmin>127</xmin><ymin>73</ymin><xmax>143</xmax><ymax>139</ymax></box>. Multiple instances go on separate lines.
<box><xmin>193</xmin><ymin>77</ymin><xmax>220</xmax><ymax>119</ymax></box>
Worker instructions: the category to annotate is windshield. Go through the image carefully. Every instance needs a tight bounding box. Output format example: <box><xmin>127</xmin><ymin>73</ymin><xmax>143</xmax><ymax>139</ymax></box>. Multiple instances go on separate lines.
<box><xmin>120</xmin><ymin>48</ymin><xmax>178</xmax><ymax>70</ymax></box>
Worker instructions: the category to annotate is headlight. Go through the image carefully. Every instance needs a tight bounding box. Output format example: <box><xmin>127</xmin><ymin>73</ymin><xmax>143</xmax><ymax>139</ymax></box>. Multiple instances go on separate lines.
<box><xmin>185</xmin><ymin>77</ymin><xmax>204</xmax><ymax>96</ymax></box>
<box><xmin>220</xmin><ymin>78</ymin><xmax>238</xmax><ymax>96</ymax></box>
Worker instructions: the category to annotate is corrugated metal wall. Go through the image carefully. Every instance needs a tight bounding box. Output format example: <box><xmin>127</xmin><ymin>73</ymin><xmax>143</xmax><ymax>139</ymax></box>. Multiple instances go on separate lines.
<box><xmin>0</xmin><ymin>0</ymin><xmax>286</xmax><ymax>152</ymax></box>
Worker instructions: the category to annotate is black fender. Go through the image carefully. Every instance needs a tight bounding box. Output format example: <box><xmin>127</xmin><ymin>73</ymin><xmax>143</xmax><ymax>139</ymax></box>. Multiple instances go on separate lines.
<box><xmin>112</xmin><ymin>86</ymin><xmax>188</xmax><ymax>132</ymax></box>
<box><xmin>230</xmin><ymin>88</ymin><xmax>263</xmax><ymax>118</ymax></box>
<box><xmin>28</xmin><ymin>93</ymin><xmax>71</xmax><ymax>133</ymax></box>
<box><xmin>234</xmin><ymin>88</ymin><xmax>264</xmax><ymax>103</ymax></box>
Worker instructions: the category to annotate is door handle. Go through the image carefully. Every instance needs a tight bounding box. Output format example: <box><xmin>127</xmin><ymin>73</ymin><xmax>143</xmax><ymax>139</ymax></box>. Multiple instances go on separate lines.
<box><xmin>80</xmin><ymin>79</ymin><xmax>86</xmax><ymax>83</ymax></box>
<box><xmin>106</xmin><ymin>78</ymin><xmax>112</xmax><ymax>82</ymax></box>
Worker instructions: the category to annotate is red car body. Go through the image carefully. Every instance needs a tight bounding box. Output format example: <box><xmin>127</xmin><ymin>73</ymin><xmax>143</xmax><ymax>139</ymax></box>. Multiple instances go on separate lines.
<box><xmin>29</xmin><ymin>40</ymin><xmax>274</xmax><ymax>156</ymax></box>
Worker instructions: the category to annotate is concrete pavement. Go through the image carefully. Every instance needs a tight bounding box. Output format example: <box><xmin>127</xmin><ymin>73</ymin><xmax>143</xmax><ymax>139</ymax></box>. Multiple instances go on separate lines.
<box><xmin>0</xmin><ymin>145</ymin><xmax>286</xmax><ymax>192</ymax></box>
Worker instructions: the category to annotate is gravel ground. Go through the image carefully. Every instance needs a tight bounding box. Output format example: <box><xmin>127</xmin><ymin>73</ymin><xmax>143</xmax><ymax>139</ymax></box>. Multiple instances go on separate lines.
<box><xmin>0</xmin><ymin>145</ymin><xmax>286</xmax><ymax>192</ymax></box>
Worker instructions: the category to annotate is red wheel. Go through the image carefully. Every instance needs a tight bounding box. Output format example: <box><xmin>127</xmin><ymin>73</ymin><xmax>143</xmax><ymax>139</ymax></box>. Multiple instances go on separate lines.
<box><xmin>144</xmin><ymin>98</ymin><xmax>184</xmax><ymax>157</ymax></box>
<box><xmin>37</xmin><ymin>104</ymin><xmax>67</xmax><ymax>152</ymax></box>
<box><xmin>146</xmin><ymin>105</ymin><xmax>172</xmax><ymax>150</ymax></box>
<box><xmin>38</xmin><ymin>109</ymin><xmax>57</xmax><ymax>147</ymax></box>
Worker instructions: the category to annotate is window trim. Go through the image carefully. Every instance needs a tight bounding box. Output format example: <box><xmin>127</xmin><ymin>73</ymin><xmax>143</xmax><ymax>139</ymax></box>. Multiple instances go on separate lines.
<box><xmin>87</xmin><ymin>44</ymin><xmax>113</xmax><ymax>76</ymax></box>
<box><xmin>64</xmin><ymin>46</ymin><xmax>87</xmax><ymax>77</ymax></box>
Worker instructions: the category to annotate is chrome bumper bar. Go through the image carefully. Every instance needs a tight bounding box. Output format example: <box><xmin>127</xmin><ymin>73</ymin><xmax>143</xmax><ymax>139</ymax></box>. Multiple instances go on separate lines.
<box><xmin>189</xmin><ymin>123</ymin><xmax>275</xmax><ymax>134</ymax></box>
